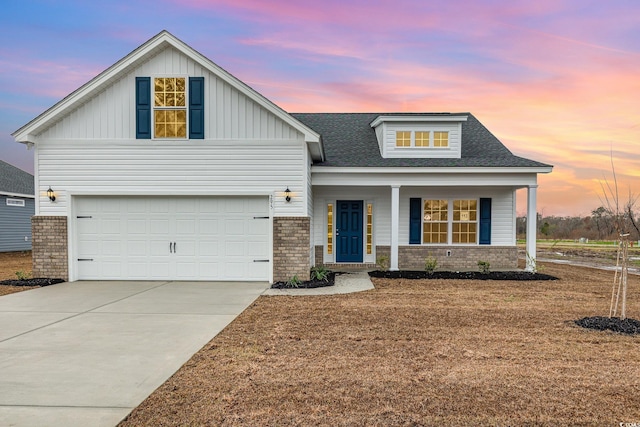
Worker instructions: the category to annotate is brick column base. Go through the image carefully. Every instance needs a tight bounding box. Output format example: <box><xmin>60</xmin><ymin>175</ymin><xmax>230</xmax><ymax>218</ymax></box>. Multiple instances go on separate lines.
<box><xmin>32</xmin><ymin>216</ymin><xmax>68</xmax><ymax>280</ymax></box>
<box><xmin>273</xmin><ymin>217</ymin><xmax>310</xmax><ymax>282</ymax></box>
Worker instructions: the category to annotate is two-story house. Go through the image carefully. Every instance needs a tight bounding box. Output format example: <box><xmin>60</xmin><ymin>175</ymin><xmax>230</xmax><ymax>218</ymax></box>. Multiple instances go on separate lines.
<box><xmin>13</xmin><ymin>31</ymin><xmax>552</xmax><ymax>283</ymax></box>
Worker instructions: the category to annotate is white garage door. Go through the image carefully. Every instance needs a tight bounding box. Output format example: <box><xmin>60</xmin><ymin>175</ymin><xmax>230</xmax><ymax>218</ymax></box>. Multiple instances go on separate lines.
<box><xmin>75</xmin><ymin>196</ymin><xmax>269</xmax><ymax>281</ymax></box>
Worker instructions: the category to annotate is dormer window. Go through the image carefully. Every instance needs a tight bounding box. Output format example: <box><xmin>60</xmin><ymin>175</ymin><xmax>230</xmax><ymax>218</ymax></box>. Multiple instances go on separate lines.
<box><xmin>396</xmin><ymin>131</ymin><xmax>411</xmax><ymax>147</ymax></box>
<box><xmin>395</xmin><ymin>130</ymin><xmax>449</xmax><ymax>148</ymax></box>
<box><xmin>434</xmin><ymin>131</ymin><xmax>449</xmax><ymax>147</ymax></box>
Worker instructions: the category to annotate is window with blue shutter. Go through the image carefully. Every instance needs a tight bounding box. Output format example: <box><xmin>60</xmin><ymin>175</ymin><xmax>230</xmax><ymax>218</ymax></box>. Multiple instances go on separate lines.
<box><xmin>135</xmin><ymin>77</ymin><xmax>151</xmax><ymax>139</ymax></box>
<box><xmin>135</xmin><ymin>76</ymin><xmax>205</xmax><ymax>139</ymax></box>
<box><xmin>479</xmin><ymin>198</ymin><xmax>491</xmax><ymax>245</ymax></box>
<box><xmin>409</xmin><ymin>198</ymin><xmax>421</xmax><ymax>244</ymax></box>
<box><xmin>189</xmin><ymin>77</ymin><xmax>204</xmax><ymax>139</ymax></box>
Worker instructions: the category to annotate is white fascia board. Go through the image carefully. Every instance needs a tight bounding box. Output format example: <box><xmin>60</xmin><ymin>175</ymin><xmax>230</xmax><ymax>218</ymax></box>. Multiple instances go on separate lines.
<box><xmin>12</xmin><ymin>30</ymin><xmax>324</xmax><ymax>160</ymax></box>
<box><xmin>0</xmin><ymin>192</ymin><xmax>35</xmax><ymax>198</ymax></box>
<box><xmin>370</xmin><ymin>115</ymin><xmax>468</xmax><ymax>128</ymax></box>
<box><xmin>312</xmin><ymin>166</ymin><xmax>553</xmax><ymax>174</ymax></box>
<box><xmin>312</xmin><ymin>172</ymin><xmax>540</xmax><ymax>187</ymax></box>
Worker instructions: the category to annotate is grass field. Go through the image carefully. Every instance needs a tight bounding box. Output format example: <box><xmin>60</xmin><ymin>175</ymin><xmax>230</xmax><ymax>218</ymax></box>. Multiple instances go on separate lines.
<box><xmin>119</xmin><ymin>262</ymin><xmax>640</xmax><ymax>426</ymax></box>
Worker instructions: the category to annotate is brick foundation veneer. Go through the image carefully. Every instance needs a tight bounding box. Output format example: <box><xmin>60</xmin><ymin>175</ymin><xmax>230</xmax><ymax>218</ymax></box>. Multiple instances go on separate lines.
<box><xmin>314</xmin><ymin>244</ymin><xmax>517</xmax><ymax>271</ymax></box>
<box><xmin>398</xmin><ymin>246</ymin><xmax>518</xmax><ymax>271</ymax></box>
<box><xmin>32</xmin><ymin>216</ymin><xmax>68</xmax><ymax>280</ymax></box>
<box><xmin>273</xmin><ymin>217</ymin><xmax>310</xmax><ymax>282</ymax></box>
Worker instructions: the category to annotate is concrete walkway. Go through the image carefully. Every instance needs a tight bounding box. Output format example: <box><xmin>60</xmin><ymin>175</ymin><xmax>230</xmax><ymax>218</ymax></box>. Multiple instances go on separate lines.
<box><xmin>263</xmin><ymin>271</ymin><xmax>375</xmax><ymax>296</ymax></box>
<box><xmin>0</xmin><ymin>280</ymin><xmax>268</xmax><ymax>427</ymax></box>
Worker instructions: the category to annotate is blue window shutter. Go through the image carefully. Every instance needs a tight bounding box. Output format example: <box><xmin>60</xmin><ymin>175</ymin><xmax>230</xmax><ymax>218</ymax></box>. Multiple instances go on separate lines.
<box><xmin>189</xmin><ymin>77</ymin><xmax>205</xmax><ymax>139</ymax></box>
<box><xmin>479</xmin><ymin>198</ymin><xmax>491</xmax><ymax>245</ymax></box>
<box><xmin>135</xmin><ymin>77</ymin><xmax>151</xmax><ymax>139</ymax></box>
<box><xmin>409</xmin><ymin>198</ymin><xmax>421</xmax><ymax>244</ymax></box>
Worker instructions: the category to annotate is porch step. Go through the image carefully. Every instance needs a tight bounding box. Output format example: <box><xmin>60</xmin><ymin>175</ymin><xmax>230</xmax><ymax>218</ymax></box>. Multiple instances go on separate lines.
<box><xmin>321</xmin><ymin>263</ymin><xmax>378</xmax><ymax>272</ymax></box>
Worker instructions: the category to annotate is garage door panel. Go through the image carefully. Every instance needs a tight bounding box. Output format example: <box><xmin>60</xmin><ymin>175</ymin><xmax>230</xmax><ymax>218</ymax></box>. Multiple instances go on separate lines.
<box><xmin>75</xmin><ymin>196</ymin><xmax>270</xmax><ymax>281</ymax></box>
<box><xmin>176</xmin><ymin>219</ymin><xmax>195</xmax><ymax>234</ymax></box>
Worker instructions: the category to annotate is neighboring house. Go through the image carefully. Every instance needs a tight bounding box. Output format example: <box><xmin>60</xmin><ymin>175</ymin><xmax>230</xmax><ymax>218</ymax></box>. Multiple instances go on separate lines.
<box><xmin>0</xmin><ymin>160</ymin><xmax>34</xmax><ymax>252</ymax></box>
<box><xmin>12</xmin><ymin>31</ymin><xmax>552</xmax><ymax>283</ymax></box>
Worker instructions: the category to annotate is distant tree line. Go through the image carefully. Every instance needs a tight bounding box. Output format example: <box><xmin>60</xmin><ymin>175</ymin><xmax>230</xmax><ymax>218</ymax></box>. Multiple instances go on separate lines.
<box><xmin>517</xmin><ymin>204</ymin><xmax>640</xmax><ymax>241</ymax></box>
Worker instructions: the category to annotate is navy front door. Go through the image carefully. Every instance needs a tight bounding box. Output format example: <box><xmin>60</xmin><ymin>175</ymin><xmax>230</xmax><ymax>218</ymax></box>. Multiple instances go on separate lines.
<box><xmin>336</xmin><ymin>200</ymin><xmax>364</xmax><ymax>262</ymax></box>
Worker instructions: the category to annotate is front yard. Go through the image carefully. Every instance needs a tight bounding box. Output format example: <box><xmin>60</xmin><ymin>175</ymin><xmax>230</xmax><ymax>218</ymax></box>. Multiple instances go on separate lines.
<box><xmin>119</xmin><ymin>262</ymin><xmax>640</xmax><ymax>426</ymax></box>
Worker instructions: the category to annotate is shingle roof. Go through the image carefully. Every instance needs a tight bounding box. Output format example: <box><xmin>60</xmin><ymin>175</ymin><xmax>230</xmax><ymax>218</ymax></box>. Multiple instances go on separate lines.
<box><xmin>0</xmin><ymin>160</ymin><xmax>34</xmax><ymax>196</ymax></box>
<box><xmin>291</xmin><ymin>112</ymin><xmax>551</xmax><ymax>168</ymax></box>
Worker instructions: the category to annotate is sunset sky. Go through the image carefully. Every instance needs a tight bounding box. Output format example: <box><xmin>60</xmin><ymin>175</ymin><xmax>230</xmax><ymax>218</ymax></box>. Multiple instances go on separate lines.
<box><xmin>1</xmin><ymin>0</ymin><xmax>639</xmax><ymax>216</ymax></box>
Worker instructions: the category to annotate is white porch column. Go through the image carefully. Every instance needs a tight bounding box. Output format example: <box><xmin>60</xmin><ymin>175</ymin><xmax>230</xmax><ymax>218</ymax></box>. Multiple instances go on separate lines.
<box><xmin>526</xmin><ymin>185</ymin><xmax>538</xmax><ymax>272</ymax></box>
<box><xmin>390</xmin><ymin>185</ymin><xmax>400</xmax><ymax>271</ymax></box>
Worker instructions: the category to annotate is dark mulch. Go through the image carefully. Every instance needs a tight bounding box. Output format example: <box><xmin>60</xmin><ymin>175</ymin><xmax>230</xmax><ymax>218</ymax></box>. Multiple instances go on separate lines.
<box><xmin>369</xmin><ymin>270</ymin><xmax>558</xmax><ymax>280</ymax></box>
<box><xmin>574</xmin><ymin>316</ymin><xmax>640</xmax><ymax>335</ymax></box>
<box><xmin>0</xmin><ymin>278</ymin><xmax>65</xmax><ymax>287</ymax></box>
<box><xmin>271</xmin><ymin>272</ymin><xmax>336</xmax><ymax>289</ymax></box>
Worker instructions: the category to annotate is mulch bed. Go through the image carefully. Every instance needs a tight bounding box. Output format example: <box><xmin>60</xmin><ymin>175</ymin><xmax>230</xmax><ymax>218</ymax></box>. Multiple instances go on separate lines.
<box><xmin>369</xmin><ymin>270</ymin><xmax>558</xmax><ymax>280</ymax></box>
<box><xmin>271</xmin><ymin>272</ymin><xmax>336</xmax><ymax>289</ymax></box>
<box><xmin>0</xmin><ymin>278</ymin><xmax>65</xmax><ymax>287</ymax></box>
<box><xmin>575</xmin><ymin>316</ymin><xmax>640</xmax><ymax>335</ymax></box>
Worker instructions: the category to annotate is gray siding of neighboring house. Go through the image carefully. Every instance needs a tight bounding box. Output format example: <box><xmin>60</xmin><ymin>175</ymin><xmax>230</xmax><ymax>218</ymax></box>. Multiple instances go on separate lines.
<box><xmin>0</xmin><ymin>195</ymin><xmax>34</xmax><ymax>252</ymax></box>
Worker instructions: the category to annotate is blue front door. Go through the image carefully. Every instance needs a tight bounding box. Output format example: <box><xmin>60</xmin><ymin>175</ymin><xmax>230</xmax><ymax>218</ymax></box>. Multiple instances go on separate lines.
<box><xmin>336</xmin><ymin>200</ymin><xmax>363</xmax><ymax>262</ymax></box>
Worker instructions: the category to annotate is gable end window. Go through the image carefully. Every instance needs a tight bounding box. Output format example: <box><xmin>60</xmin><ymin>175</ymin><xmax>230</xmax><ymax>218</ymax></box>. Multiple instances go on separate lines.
<box><xmin>136</xmin><ymin>76</ymin><xmax>205</xmax><ymax>139</ymax></box>
<box><xmin>154</xmin><ymin>77</ymin><xmax>186</xmax><ymax>138</ymax></box>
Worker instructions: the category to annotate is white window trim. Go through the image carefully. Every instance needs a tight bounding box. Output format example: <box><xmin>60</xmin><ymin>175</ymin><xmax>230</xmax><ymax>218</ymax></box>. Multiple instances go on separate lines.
<box><xmin>151</xmin><ymin>75</ymin><xmax>189</xmax><ymax>141</ymax></box>
<box><xmin>421</xmin><ymin>198</ymin><xmax>479</xmax><ymax>245</ymax></box>
<box><xmin>6</xmin><ymin>198</ymin><xmax>26</xmax><ymax>207</ymax></box>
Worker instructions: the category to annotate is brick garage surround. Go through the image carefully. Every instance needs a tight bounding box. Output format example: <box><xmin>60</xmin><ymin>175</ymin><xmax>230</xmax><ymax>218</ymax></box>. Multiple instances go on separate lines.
<box><xmin>32</xmin><ymin>216</ymin><xmax>68</xmax><ymax>280</ymax></box>
<box><xmin>273</xmin><ymin>217</ymin><xmax>310</xmax><ymax>282</ymax></box>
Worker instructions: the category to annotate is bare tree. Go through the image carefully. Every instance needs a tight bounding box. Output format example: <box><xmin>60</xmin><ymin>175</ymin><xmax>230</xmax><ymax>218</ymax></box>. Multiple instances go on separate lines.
<box><xmin>599</xmin><ymin>154</ymin><xmax>635</xmax><ymax>320</ymax></box>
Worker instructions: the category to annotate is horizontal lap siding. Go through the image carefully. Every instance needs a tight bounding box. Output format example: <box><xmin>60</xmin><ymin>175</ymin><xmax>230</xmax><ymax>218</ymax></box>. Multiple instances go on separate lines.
<box><xmin>36</xmin><ymin>140</ymin><xmax>306</xmax><ymax>216</ymax></box>
<box><xmin>0</xmin><ymin>197</ymin><xmax>34</xmax><ymax>251</ymax></box>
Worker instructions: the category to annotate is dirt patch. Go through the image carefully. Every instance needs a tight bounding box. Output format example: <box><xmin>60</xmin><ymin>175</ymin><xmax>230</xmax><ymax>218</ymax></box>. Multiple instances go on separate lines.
<box><xmin>0</xmin><ymin>251</ymin><xmax>32</xmax><ymax>281</ymax></box>
<box><xmin>119</xmin><ymin>262</ymin><xmax>640</xmax><ymax>426</ymax></box>
<box><xmin>0</xmin><ymin>251</ymin><xmax>37</xmax><ymax>296</ymax></box>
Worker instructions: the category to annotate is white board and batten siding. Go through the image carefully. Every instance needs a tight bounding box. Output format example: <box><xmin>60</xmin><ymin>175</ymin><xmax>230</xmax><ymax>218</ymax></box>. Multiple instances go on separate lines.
<box><xmin>34</xmin><ymin>45</ymin><xmax>310</xmax><ymax>218</ymax></box>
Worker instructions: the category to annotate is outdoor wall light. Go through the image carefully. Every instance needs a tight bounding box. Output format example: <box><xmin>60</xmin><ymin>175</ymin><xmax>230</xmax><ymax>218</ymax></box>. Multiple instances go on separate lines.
<box><xmin>284</xmin><ymin>187</ymin><xmax>292</xmax><ymax>203</ymax></box>
<box><xmin>47</xmin><ymin>186</ymin><xmax>56</xmax><ymax>202</ymax></box>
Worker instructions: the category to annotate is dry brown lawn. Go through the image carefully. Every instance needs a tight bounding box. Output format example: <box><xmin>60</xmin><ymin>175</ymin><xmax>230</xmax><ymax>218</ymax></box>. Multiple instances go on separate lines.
<box><xmin>0</xmin><ymin>251</ymin><xmax>36</xmax><ymax>296</ymax></box>
<box><xmin>119</xmin><ymin>263</ymin><xmax>640</xmax><ymax>426</ymax></box>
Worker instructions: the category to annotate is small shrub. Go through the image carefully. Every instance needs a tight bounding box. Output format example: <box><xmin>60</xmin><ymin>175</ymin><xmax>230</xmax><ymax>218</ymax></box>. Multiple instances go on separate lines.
<box><xmin>376</xmin><ymin>255</ymin><xmax>389</xmax><ymax>271</ymax></box>
<box><xmin>310</xmin><ymin>266</ymin><xmax>329</xmax><ymax>282</ymax></box>
<box><xmin>15</xmin><ymin>270</ymin><xmax>31</xmax><ymax>280</ymax></box>
<box><xmin>285</xmin><ymin>275</ymin><xmax>302</xmax><ymax>288</ymax></box>
<box><xmin>424</xmin><ymin>255</ymin><xmax>438</xmax><ymax>275</ymax></box>
<box><xmin>478</xmin><ymin>261</ymin><xmax>491</xmax><ymax>274</ymax></box>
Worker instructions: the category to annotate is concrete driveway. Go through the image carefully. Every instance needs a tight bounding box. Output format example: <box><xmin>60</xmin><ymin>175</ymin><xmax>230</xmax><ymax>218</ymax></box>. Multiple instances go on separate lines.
<box><xmin>0</xmin><ymin>280</ymin><xmax>269</xmax><ymax>427</ymax></box>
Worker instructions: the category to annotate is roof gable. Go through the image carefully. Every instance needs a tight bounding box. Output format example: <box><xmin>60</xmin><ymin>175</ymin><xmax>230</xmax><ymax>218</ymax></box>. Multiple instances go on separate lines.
<box><xmin>13</xmin><ymin>31</ymin><xmax>323</xmax><ymax>159</ymax></box>
<box><xmin>0</xmin><ymin>160</ymin><xmax>34</xmax><ymax>197</ymax></box>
